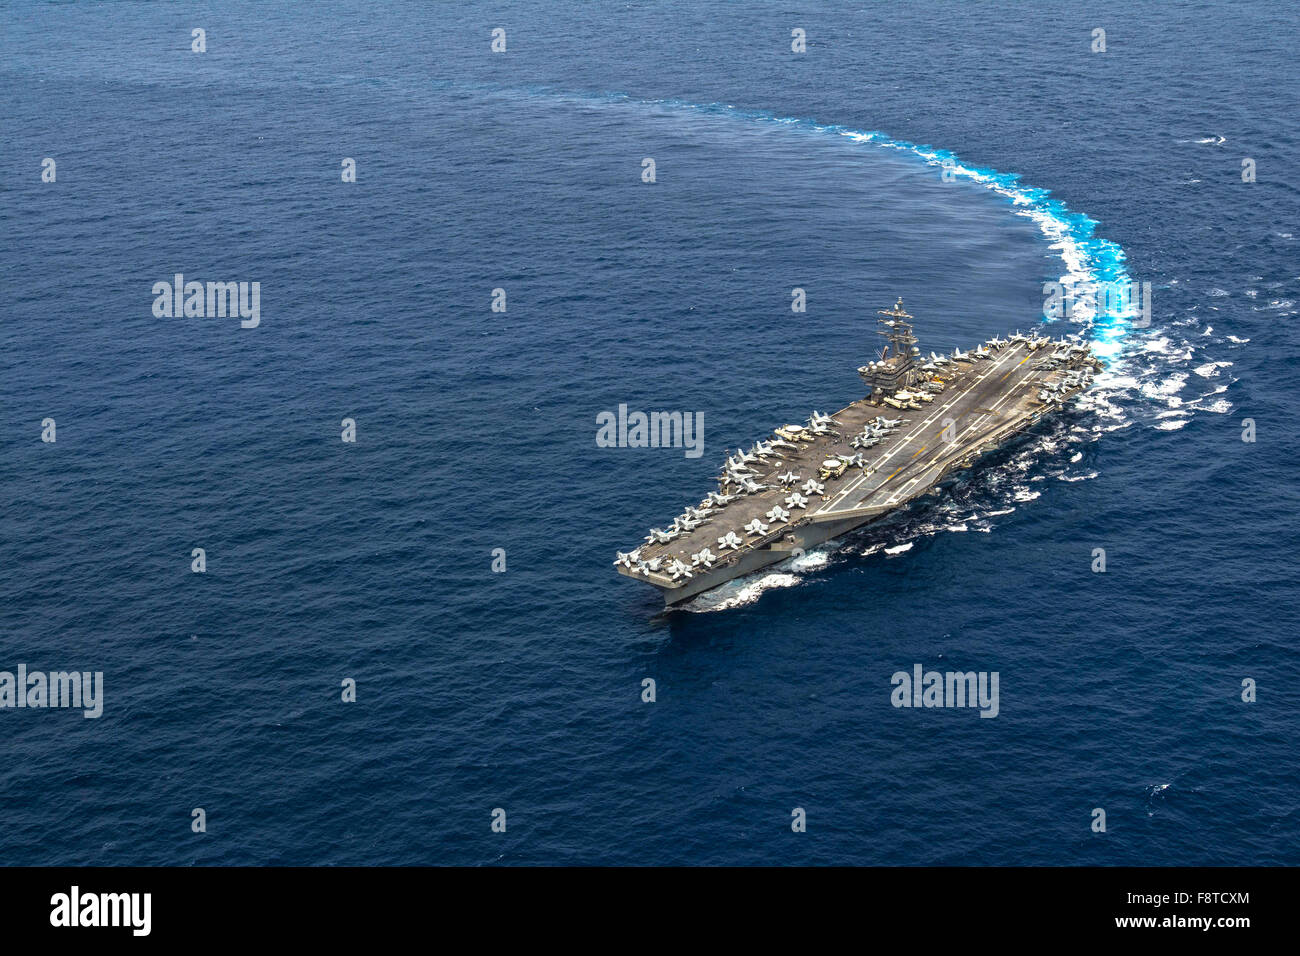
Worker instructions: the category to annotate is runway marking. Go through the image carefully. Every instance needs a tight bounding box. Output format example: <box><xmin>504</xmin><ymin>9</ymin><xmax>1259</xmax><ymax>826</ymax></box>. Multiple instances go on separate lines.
<box><xmin>883</xmin><ymin>362</ymin><xmax>1043</xmax><ymax>504</ymax></box>
<box><xmin>1000</xmin><ymin>356</ymin><xmax>1031</xmax><ymax>381</ymax></box>
<box><xmin>872</xmin><ymin>345</ymin><xmax>1055</xmax><ymax>507</ymax></box>
<box><xmin>638</xmin><ymin>340</ymin><xmax>1097</xmax><ymax>552</ymax></box>
<box><xmin>817</xmin><ymin>343</ymin><xmax>1026</xmax><ymax>515</ymax></box>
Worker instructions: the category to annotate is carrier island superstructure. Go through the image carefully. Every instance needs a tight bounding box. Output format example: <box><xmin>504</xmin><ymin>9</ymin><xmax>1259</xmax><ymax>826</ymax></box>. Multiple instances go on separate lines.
<box><xmin>614</xmin><ymin>299</ymin><xmax>1102</xmax><ymax>605</ymax></box>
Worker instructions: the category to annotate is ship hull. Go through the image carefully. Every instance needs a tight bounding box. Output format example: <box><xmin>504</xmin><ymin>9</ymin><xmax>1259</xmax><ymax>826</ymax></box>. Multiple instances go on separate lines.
<box><xmin>616</xmin><ymin>325</ymin><xmax>1099</xmax><ymax>608</ymax></box>
<box><xmin>630</xmin><ymin>422</ymin><xmax>1033</xmax><ymax>606</ymax></box>
<box><xmin>652</xmin><ymin>514</ymin><xmax>868</xmax><ymax>605</ymax></box>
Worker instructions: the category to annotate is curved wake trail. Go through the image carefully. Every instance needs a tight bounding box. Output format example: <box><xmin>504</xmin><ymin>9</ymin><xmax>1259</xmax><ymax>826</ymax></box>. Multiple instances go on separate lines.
<box><xmin>497</xmin><ymin>87</ymin><xmax>1139</xmax><ymax>355</ymax></box>
<box><xmin>505</xmin><ymin>94</ymin><xmax>1147</xmax><ymax>610</ymax></box>
<box><xmin>435</xmin><ymin>82</ymin><xmax>1148</xmax><ymax>356</ymax></box>
<box><xmin>434</xmin><ymin>84</ymin><xmax>1214</xmax><ymax>609</ymax></box>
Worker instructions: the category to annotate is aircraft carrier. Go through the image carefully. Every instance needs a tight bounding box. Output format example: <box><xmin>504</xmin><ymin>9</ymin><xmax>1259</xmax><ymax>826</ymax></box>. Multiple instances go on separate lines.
<box><xmin>615</xmin><ymin>298</ymin><xmax>1102</xmax><ymax>605</ymax></box>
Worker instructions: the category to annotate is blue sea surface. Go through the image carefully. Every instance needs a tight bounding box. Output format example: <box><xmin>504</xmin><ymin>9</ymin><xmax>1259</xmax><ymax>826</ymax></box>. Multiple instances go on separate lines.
<box><xmin>1</xmin><ymin>1</ymin><xmax>1297</xmax><ymax>865</ymax></box>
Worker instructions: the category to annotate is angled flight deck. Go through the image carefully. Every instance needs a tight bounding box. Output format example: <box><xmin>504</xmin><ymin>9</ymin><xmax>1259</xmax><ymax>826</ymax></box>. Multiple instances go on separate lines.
<box><xmin>813</xmin><ymin>338</ymin><xmax>1054</xmax><ymax>522</ymax></box>
<box><xmin>615</xmin><ymin>299</ymin><xmax>1100</xmax><ymax>605</ymax></box>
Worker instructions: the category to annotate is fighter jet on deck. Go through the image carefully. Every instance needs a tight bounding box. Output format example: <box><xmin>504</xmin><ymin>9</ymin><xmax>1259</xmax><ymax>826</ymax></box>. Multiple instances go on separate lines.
<box><xmin>666</xmin><ymin>558</ymin><xmax>694</xmax><ymax>580</ymax></box>
<box><xmin>765</xmin><ymin>506</ymin><xmax>790</xmax><ymax>524</ymax></box>
<box><xmin>691</xmin><ymin>548</ymin><xmax>717</xmax><ymax>568</ymax></box>
<box><xmin>717</xmin><ymin>531</ymin><xmax>744</xmax><ymax>551</ymax></box>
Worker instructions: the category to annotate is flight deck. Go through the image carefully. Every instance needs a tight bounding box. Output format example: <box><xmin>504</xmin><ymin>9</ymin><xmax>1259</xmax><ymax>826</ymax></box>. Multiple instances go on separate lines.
<box><xmin>615</xmin><ymin>299</ymin><xmax>1100</xmax><ymax>604</ymax></box>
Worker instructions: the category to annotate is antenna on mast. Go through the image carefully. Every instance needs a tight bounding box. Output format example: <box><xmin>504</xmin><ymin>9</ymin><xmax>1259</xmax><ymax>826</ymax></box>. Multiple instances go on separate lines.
<box><xmin>859</xmin><ymin>296</ymin><xmax>921</xmax><ymax>396</ymax></box>
<box><xmin>876</xmin><ymin>297</ymin><xmax>917</xmax><ymax>358</ymax></box>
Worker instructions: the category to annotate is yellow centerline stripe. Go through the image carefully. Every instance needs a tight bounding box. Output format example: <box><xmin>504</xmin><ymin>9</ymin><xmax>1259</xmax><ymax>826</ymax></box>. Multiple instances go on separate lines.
<box><xmin>824</xmin><ymin>344</ymin><xmax>1033</xmax><ymax>511</ymax></box>
<box><xmin>1000</xmin><ymin>356</ymin><xmax>1030</xmax><ymax>381</ymax></box>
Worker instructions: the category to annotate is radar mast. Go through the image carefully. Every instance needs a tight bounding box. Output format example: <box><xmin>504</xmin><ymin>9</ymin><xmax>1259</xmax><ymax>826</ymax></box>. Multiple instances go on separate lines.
<box><xmin>858</xmin><ymin>297</ymin><xmax>922</xmax><ymax>395</ymax></box>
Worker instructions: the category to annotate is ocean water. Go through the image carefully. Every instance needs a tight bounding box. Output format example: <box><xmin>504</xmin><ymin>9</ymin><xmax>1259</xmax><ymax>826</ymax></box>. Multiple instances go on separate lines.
<box><xmin>1</xmin><ymin>1</ymin><xmax>1297</xmax><ymax>865</ymax></box>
